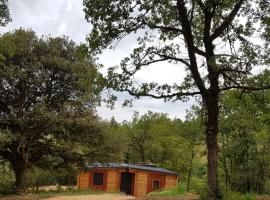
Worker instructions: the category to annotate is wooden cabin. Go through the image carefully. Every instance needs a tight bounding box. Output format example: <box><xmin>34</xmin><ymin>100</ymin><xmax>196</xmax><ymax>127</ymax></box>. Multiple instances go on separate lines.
<box><xmin>77</xmin><ymin>163</ymin><xmax>178</xmax><ymax>196</ymax></box>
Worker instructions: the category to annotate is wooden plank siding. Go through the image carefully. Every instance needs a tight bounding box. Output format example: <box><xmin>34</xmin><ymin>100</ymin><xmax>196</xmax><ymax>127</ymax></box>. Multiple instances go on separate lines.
<box><xmin>165</xmin><ymin>175</ymin><xmax>178</xmax><ymax>190</ymax></box>
<box><xmin>107</xmin><ymin>169</ymin><xmax>117</xmax><ymax>192</ymax></box>
<box><xmin>78</xmin><ymin>167</ymin><xmax>178</xmax><ymax>196</ymax></box>
<box><xmin>147</xmin><ymin>173</ymin><xmax>166</xmax><ymax>193</ymax></box>
<box><xmin>135</xmin><ymin>171</ymin><xmax>148</xmax><ymax>196</ymax></box>
<box><xmin>77</xmin><ymin>172</ymin><xmax>90</xmax><ymax>189</ymax></box>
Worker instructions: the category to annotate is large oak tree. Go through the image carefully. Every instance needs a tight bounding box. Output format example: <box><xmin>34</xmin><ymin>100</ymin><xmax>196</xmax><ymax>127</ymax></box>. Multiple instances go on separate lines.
<box><xmin>0</xmin><ymin>29</ymin><xmax>103</xmax><ymax>192</ymax></box>
<box><xmin>83</xmin><ymin>0</ymin><xmax>270</xmax><ymax>199</ymax></box>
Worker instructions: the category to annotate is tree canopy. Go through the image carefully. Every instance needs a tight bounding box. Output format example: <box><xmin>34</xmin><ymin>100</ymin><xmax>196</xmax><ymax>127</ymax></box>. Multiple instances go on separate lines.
<box><xmin>0</xmin><ymin>29</ymin><xmax>104</xmax><ymax>192</ymax></box>
<box><xmin>0</xmin><ymin>0</ymin><xmax>11</xmax><ymax>26</ymax></box>
<box><xmin>84</xmin><ymin>0</ymin><xmax>270</xmax><ymax>199</ymax></box>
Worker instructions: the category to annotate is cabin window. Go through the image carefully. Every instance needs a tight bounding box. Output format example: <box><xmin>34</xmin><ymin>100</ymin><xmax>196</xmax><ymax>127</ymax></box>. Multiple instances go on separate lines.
<box><xmin>153</xmin><ymin>180</ymin><xmax>160</xmax><ymax>190</ymax></box>
<box><xmin>93</xmin><ymin>172</ymin><xmax>103</xmax><ymax>185</ymax></box>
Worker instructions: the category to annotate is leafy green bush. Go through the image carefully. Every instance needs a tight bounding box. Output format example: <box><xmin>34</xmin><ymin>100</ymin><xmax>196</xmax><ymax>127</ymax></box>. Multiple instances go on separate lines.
<box><xmin>189</xmin><ymin>176</ymin><xmax>207</xmax><ymax>193</ymax></box>
<box><xmin>265</xmin><ymin>180</ymin><xmax>270</xmax><ymax>194</ymax></box>
<box><xmin>223</xmin><ymin>191</ymin><xmax>256</xmax><ymax>200</ymax></box>
<box><xmin>198</xmin><ymin>186</ymin><xmax>209</xmax><ymax>200</ymax></box>
<box><xmin>0</xmin><ymin>164</ymin><xmax>15</xmax><ymax>195</ymax></box>
<box><xmin>24</xmin><ymin>167</ymin><xmax>77</xmax><ymax>189</ymax></box>
<box><xmin>199</xmin><ymin>188</ymin><xmax>257</xmax><ymax>200</ymax></box>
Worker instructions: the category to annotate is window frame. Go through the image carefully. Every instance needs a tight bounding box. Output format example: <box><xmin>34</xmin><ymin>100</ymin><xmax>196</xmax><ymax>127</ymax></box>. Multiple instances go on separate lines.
<box><xmin>152</xmin><ymin>179</ymin><xmax>160</xmax><ymax>190</ymax></box>
<box><xmin>93</xmin><ymin>172</ymin><xmax>104</xmax><ymax>186</ymax></box>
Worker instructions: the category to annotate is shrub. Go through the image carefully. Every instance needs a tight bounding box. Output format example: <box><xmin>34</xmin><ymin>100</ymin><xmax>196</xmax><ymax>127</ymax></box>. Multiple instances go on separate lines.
<box><xmin>0</xmin><ymin>164</ymin><xmax>15</xmax><ymax>195</ymax></box>
<box><xmin>223</xmin><ymin>191</ymin><xmax>256</xmax><ymax>200</ymax></box>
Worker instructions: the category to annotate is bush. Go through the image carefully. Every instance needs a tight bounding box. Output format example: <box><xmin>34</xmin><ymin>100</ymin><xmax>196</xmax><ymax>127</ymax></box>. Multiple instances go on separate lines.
<box><xmin>24</xmin><ymin>167</ymin><xmax>77</xmax><ymax>189</ymax></box>
<box><xmin>199</xmin><ymin>188</ymin><xmax>256</xmax><ymax>200</ymax></box>
<box><xmin>0</xmin><ymin>164</ymin><xmax>15</xmax><ymax>195</ymax></box>
<box><xmin>223</xmin><ymin>191</ymin><xmax>256</xmax><ymax>200</ymax></box>
<box><xmin>265</xmin><ymin>180</ymin><xmax>270</xmax><ymax>194</ymax></box>
<box><xmin>198</xmin><ymin>187</ymin><xmax>209</xmax><ymax>200</ymax></box>
<box><xmin>189</xmin><ymin>176</ymin><xmax>207</xmax><ymax>193</ymax></box>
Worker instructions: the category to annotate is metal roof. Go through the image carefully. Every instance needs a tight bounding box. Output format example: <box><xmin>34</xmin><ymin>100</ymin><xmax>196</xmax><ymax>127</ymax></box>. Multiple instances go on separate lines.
<box><xmin>85</xmin><ymin>162</ymin><xmax>179</xmax><ymax>176</ymax></box>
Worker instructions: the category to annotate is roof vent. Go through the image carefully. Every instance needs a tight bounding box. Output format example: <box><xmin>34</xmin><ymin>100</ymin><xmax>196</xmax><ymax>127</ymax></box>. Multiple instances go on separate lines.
<box><xmin>135</xmin><ymin>162</ymin><xmax>156</xmax><ymax>167</ymax></box>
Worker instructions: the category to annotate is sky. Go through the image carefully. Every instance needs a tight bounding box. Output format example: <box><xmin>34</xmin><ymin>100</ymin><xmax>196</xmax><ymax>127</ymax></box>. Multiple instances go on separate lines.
<box><xmin>0</xmin><ymin>0</ymin><xmax>192</xmax><ymax>122</ymax></box>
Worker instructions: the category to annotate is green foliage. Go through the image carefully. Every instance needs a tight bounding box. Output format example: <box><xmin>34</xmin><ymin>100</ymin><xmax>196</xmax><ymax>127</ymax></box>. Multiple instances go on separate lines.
<box><xmin>117</xmin><ymin>110</ymin><xmax>206</xmax><ymax>177</ymax></box>
<box><xmin>0</xmin><ymin>0</ymin><xmax>11</xmax><ymax>26</ymax></box>
<box><xmin>24</xmin><ymin>167</ymin><xmax>77</xmax><ymax>188</ymax></box>
<box><xmin>85</xmin><ymin>1</ymin><xmax>270</xmax><ymax>198</ymax></box>
<box><xmin>84</xmin><ymin>0</ymin><xmax>269</xmax><ymax>102</ymax></box>
<box><xmin>0</xmin><ymin>163</ymin><xmax>14</xmax><ymax>194</ymax></box>
<box><xmin>222</xmin><ymin>191</ymin><xmax>256</xmax><ymax>200</ymax></box>
<box><xmin>0</xmin><ymin>29</ymin><xmax>104</xmax><ymax>191</ymax></box>
<box><xmin>189</xmin><ymin>177</ymin><xmax>207</xmax><ymax>193</ymax></box>
<box><xmin>219</xmin><ymin>88</ymin><xmax>270</xmax><ymax>194</ymax></box>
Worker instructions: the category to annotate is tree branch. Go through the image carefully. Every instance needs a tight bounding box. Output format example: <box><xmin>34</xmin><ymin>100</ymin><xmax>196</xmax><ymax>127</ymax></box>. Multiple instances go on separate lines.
<box><xmin>177</xmin><ymin>0</ymin><xmax>207</xmax><ymax>96</ymax></box>
<box><xmin>210</xmin><ymin>0</ymin><xmax>245</xmax><ymax>41</ymax></box>
<box><xmin>135</xmin><ymin>58</ymin><xmax>171</xmax><ymax>67</ymax></box>
<box><xmin>142</xmin><ymin>21</ymin><xmax>183</xmax><ymax>33</ymax></box>
<box><xmin>120</xmin><ymin>88</ymin><xmax>201</xmax><ymax>99</ymax></box>
<box><xmin>153</xmin><ymin>52</ymin><xmax>191</xmax><ymax>67</ymax></box>
<box><xmin>220</xmin><ymin>85</ymin><xmax>270</xmax><ymax>92</ymax></box>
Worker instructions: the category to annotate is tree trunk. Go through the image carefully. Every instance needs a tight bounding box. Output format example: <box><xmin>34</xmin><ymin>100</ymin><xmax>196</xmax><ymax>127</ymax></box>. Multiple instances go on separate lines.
<box><xmin>187</xmin><ymin>132</ymin><xmax>196</xmax><ymax>192</ymax></box>
<box><xmin>13</xmin><ymin>162</ymin><xmax>27</xmax><ymax>192</ymax></box>
<box><xmin>139</xmin><ymin>147</ymin><xmax>146</xmax><ymax>162</ymax></box>
<box><xmin>10</xmin><ymin>145</ymin><xmax>28</xmax><ymax>193</ymax></box>
<box><xmin>205</xmin><ymin>92</ymin><xmax>222</xmax><ymax>200</ymax></box>
<box><xmin>187</xmin><ymin>147</ymin><xmax>195</xmax><ymax>192</ymax></box>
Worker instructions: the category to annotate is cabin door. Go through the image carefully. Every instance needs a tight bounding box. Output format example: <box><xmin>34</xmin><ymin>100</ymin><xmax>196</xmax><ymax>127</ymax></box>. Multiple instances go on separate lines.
<box><xmin>120</xmin><ymin>172</ymin><xmax>134</xmax><ymax>195</ymax></box>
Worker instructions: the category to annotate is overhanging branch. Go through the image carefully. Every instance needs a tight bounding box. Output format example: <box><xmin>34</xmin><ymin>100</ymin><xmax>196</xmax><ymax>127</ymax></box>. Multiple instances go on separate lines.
<box><xmin>210</xmin><ymin>0</ymin><xmax>245</xmax><ymax>41</ymax></box>
<box><xmin>153</xmin><ymin>52</ymin><xmax>191</xmax><ymax>67</ymax></box>
<box><xmin>120</xmin><ymin>88</ymin><xmax>201</xmax><ymax>99</ymax></box>
<box><xmin>142</xmin><ymin>21</ymin><xmax>183</xmax><ymax>33</ymax></box>
<box><xmin>220</xmin><ymin>85</ymin><xmax>270</xmax><ymax>92</ymax></box>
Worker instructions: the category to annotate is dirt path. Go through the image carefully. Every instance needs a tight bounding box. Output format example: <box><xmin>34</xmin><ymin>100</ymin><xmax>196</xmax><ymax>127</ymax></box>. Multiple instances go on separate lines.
<box><xmin>45</xmin><ymin>194</ymin><xmax>199</xmax><ymax>200</ymax></box>
<box><xmin>0</xmin><ymin>194</ymin><xmax>200</xmax><ymax>200</ymax></box>
<box><xmin>45</xmin><ymin>194</ymin><xmax>135</xmax><ymax>200</ymax></box>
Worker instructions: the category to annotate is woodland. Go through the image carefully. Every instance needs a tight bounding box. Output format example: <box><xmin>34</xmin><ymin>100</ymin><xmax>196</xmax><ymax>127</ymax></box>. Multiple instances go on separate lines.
<box><xmin>0</xmin><ymin>0</ymin><xmax>270</xmax><ymax>200</ymax></box>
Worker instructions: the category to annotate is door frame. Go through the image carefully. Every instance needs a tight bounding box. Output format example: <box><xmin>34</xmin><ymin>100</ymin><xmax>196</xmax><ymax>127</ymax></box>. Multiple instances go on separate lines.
<box><xmin>120</xmin><ymin>172</ymin><xmax>135</xmax><ymax>195</ymax></box>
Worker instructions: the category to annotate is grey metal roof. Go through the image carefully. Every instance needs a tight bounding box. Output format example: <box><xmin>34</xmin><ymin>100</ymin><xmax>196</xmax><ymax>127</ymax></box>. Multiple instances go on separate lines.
<box><xmin>85</xmin><ymin>162</ymin><xmax>178</xmax><ymax>176</ymax></box>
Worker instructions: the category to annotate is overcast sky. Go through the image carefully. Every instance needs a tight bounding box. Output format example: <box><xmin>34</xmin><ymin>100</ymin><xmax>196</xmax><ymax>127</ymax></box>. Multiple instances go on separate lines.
<box><xmin>0</xmin><ymin>0</ymin><xmax>193</xmax><ymax>122</ymax></box>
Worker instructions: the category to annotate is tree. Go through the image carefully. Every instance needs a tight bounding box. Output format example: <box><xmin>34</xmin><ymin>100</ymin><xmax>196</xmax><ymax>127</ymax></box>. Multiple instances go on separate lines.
<box><xmin>124</xmin><ymin>111</ymin><xmax>176</xmax><ymax>163</ymax></box>
<box><xmin>219</xmin><ymin>87</ymin><xmax>270</xmax><ymax>193</ymax></box>
<box><xmin>0</xmin><ymin>0</ymin><xmax>11</xmax><ymax>26</ymax></box>
<box><xmin>84</xmin><ymin>0</ymin><xmax>270</xmax><ymax>198</ymax></box>
<box><xmin>182</xmin><ymin>110</ymin><xmax>204</xmax><ymax>192</ymax></box>
<box><xmin>0</xmin><ymin>29</ymin><xmax>103</xmax><ymax>192</ymax></box>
